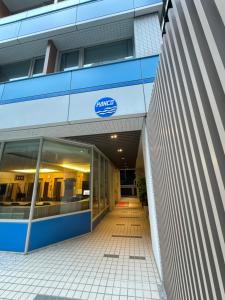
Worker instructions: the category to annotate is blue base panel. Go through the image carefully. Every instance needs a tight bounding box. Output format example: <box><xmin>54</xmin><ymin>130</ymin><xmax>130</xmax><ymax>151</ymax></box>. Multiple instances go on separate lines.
<box><xmin>0</xmin><ymin>222</ymin><xmax>28</xmax><ymax>252</ymax></box>
<box><xmin>28</xmin><ymin>211</ymin><xmax>91</xmax><ymax>251</ymax></box>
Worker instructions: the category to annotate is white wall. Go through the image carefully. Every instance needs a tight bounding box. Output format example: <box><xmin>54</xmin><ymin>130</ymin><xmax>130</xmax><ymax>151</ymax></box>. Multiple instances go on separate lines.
<box><xmin>134</xmin><ymin>13</ymin><xmax>162</xmax><ymax>58</ymax></box>
<box><xmin>142</xmin><ymin>123</ymin><xmax>163</xmax><ymax>280</ymax></box>
<box><xmin>0</xmin><ymin>84</ymin><xmax>148</xmax><ymax>132</ymax></box>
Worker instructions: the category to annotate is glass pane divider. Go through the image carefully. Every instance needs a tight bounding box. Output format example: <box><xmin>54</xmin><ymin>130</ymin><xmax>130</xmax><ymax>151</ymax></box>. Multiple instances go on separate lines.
<box><xmin>98</xmin><ymin>153</ymin><xmax>101</xmax><ymax>216</ymax></box>
<box><xmin>24</xmin><ymin>138</ymin><xmax>44</xmax><ymax>254</ymax></box>
<box><xmin>90</xmin><ymin>147</ymin><xmax>94</xmax><ymax>231</ymax></box>
<box><xmin>0</xmin><ymin>142</ymin><xmax>5</xmax><ymax>162</ymax></box>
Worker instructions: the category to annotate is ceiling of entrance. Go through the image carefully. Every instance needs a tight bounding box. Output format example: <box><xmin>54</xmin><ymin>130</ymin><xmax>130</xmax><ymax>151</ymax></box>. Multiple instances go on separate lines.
<box><xmin>68</xmin><ymin>130</ymin><xmax>141</xmax><ymax>169</ymax></box>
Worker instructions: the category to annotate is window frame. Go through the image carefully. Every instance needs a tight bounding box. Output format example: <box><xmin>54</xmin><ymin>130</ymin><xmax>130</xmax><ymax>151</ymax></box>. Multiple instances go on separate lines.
<box><xmin>57</xmin><ymin>48</ymin><xmax>83</xmax><ymax>72</ymax></box>
<box><xmin>83</xmin><ymin>38</ymin><xmax>134</xmax><ymax>68</ymax></box>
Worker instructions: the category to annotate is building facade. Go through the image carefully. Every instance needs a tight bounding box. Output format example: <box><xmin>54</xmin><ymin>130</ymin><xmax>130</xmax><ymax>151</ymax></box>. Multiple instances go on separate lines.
<box><xmin>0</xmin><ymin>0</ymin><xmax>224</xmax><ymax>299</ymax></box>
<box><xmin>147</xmin><ymin>0</ymin><xmax>225</xmax><ymax>300</ymax></box>
<box><xmin>0</xmin><ymin>0</ymin><xmax>163</xmax><ymax>270</ymax></box>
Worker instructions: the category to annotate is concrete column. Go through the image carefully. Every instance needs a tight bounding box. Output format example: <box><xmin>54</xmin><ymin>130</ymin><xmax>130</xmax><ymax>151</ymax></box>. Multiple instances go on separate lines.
<box><xmin>0</xmin><ymin>1</ymin><xmax>10</xmax><ymax>18</ymax></box>
<box><xmin>43</xmin><ymin>40</ymin><xmax>58</xmax><ymax>74</ymax></box>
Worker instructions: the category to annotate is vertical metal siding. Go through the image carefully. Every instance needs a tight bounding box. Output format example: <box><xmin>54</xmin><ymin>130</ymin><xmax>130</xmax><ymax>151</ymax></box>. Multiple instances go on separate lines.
<box><xmin>147</xmin><ymin>0</ymin><xmax>225</xmax><ymax>299</ymax></box>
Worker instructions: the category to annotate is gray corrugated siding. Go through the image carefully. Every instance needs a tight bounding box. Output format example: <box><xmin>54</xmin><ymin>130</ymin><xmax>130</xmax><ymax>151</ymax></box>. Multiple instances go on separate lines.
<box><xmin>147</xmin><ymin>0</ymin><xmax>225</xmax><ymax>299</ymax></box>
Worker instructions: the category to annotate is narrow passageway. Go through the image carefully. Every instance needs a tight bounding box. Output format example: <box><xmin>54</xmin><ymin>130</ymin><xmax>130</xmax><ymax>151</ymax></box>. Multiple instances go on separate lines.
<box><xmin>0</xmin><ymin>198</ymin><xmax>161</xmax><ymax>300</ymax></box>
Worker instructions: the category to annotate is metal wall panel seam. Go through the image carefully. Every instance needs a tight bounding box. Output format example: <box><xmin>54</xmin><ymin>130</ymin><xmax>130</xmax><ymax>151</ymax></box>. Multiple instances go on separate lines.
<box><xmin>156</xmin><ymin>74</ymin><xmax>180</xmax><ymax>300</ymax></box>
<box><xmin>153</xmin><ymin>76</ymin><xmax>180</xmax><ymax>299</ymax></box>
<box><xmin>168</xmin><ymin>13</ymin><xmax>215</xmax><ymax>300</ymax></box>
<box><xmin>172</xmin><ymin>2</ymin><xmax>225</xmax><ymax>283</ymax></box>
<box><xmin>169</xmin><ymin>6</ymin><xmax>222</xmax><ymax>299</ymax></box>
<box><xmin>180</xmin><ymin>0</ymin><xmax>225</xmax><ymax>154</ymax></box>
<box><xmin>159</xmin><ymin>47</ymin><xmax>198</xmax><ymax>299</ymax></box>
<box><xmin>212</xmin><ymin>0</ymin><xmax>225</xmax><ymax>25</ymax></box>
<box><xmin>192</xmin><ymin>0</ymin><xmax>225</xmax><ymax>89</ymax></box>
<box><xmin>157</xmin><ymin>56</ymin><xmax>191</xmax><ymax>300</ymax></box>
<box><xmin>162</xmin><ymin>34</ymin><xmax>204</xmax><ymax>300</ymax></box>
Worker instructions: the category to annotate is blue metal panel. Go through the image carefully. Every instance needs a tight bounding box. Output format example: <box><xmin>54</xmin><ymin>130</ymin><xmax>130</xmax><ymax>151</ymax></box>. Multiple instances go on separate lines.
<box><xmin>19</xmin><ymin>7</ymin><xmax>77</xmax><ymax>37</ymax></box>
<box><xmin>140</xmin><ymin>55</ymin><xmax>159</xmax><ymax>80</ymax></box>
<box><xmin>29</xmin><ymin>211</ymin><xmax>91</xmax><ymax>251</ymax></box>
<box><xmin>77</xmin><ymin>0</ymin><xmax>134</xmax><ymax>23</ymax></box>
<box><xmin>71</xmin><ymin>60</ymin><xmax>142</xmax><ymax>91</ymax></box>
<box><xmin>0</xmin><ymin>222</ymin><xmax>27</xmax><ymax>252</ymax></box>
<box><xmin>0</xmin><ymin>56</ymin><xmax>159</xmax><ymax>105</ymax></box>
<box><xmin>1</xmin><ymin>72</ymin><xmax>71</xmax><ymax>103</ymax></box>
<box><xmin>0</xmin><ymin>22</ymin><xmax>20</xmax><ymax>42</ymax></box>
<box><xmin>134</xmin><ymin>0</ymin><xmax>162</xmax><ymax>8</ymax></box>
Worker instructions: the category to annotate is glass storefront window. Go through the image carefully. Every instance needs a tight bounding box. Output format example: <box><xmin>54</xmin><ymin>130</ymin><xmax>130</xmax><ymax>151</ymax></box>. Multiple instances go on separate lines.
<box><xmin>0</xmin><ymin>138</ymin><xmax>111</xmax><ymax>222</ymax></box>
<box><xmin>93</xmin><ymin>151</ymin><xmax>99</xmax><ymax>218</ymax></box>
<box><xmin>33</xmin><ymin>140</ymin><xmax>91</xmax><ymax>219</ymax></box>
<box><xmin>0</xmin><ymin>140</ymin><xmax>40</xmax><ymax>219</ymax></box>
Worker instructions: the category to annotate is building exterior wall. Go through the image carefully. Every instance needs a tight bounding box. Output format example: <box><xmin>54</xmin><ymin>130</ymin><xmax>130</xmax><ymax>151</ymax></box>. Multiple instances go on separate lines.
<box><xmin>147</xmin><ymin>1</ymin><xmax>225</xmax><ymax>300</ymax></box>
<box><xmin>142</xmin><ymin>124</ymin><xmax>162</xmax><ymax>280</ymax></box>
<box><xmin>134</xmin><ymin>13</ymin><xmax>162</xmax><ymax>58</ymax></box>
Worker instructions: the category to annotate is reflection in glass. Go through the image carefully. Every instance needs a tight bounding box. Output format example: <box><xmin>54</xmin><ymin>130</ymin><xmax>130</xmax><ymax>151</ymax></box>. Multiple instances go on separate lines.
<box><xmin>93</xmin><ymin>151</ymin><xmax>99</xmax><ymax>218</ymax></box>
<box><xmin>60</xmin><ymin>50</ymin><xmax>79</xmax><ymax>71</ymax></box>
<box><xmin>32</xmin><ymin>57</ymin><xmax>45</xmax><ymax>76</ymax></box>
<box><xmin>0</xmin><ymin>140</ymin><xmax>40</xmax><ymax>219</ymax></box>
<box><xmin>84</xmin><ymin>39</ymin><xmax>133</xmax><ymax>67</ymax></box>
<box><xmin>0</xmin><ymin>60</ymin><xmax>30</xmax><ymax>83</ymax></box>
<box><xmin>33</xmin><ymin>140</ymin><xmax>91</xmax><ymax>219</ymax></box>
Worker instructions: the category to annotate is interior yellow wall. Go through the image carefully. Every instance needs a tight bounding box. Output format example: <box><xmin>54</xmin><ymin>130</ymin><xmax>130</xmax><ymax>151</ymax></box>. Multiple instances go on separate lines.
<box><xmin>0</xmin><ymin>172</ymin><xmax>34</xmax><ymax>201</ymax></box>
<box><xmin>0</xmin><ymin>170</ymin><xmax>89</xmax><ymax>201</ymax></box>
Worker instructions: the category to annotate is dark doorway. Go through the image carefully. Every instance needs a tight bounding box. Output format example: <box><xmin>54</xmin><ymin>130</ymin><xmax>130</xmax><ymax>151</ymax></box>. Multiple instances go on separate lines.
<box><xmin>120</xmin><ymin>169</ymin><xmax>137</xmax><ymax>197</ymax></box>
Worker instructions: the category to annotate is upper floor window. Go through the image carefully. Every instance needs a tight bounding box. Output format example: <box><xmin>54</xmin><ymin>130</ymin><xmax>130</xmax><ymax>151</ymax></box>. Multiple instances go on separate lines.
<box><xmin>0</xmin><ymin>57</ymin><xmax>45</xmax><ymax>83</ymax></box>
<box><xmin>58</xmin><ymin>39</ymin><xmax>134</xmax><ymax>72</ymax></box>
<box><xmin>84</xmin><ymin>40</ymin><xmax>133</xmax><ymax>67</ymax></box>
<box><xmin>32</xmin><ymin>57</ymin><xmax>45</xmax><ymax>77</ymax></box>
<box><xmin>59</xmin><ymin>50</ymin><xmax>79</xmax><ymax>72</ymax></box>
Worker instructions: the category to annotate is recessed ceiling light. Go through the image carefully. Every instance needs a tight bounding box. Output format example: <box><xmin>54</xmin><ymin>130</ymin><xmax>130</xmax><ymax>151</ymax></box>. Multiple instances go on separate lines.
<box><xmin>110</xmin><ymin>134</ymin><xmax>118</xmax><ymax>139</ymax></box>
<box><xmin>121</xmin><ymin>157</ymin><xmax>125</xmax><ymax>160</ymax></box>
<box><xmin>117</xmin><ymin>148</ymin><xmax>123</xmax><ymax>153</ymax></box>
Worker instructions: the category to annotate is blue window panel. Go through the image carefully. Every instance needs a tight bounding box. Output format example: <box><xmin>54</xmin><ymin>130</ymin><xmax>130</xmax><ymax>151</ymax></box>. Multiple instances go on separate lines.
<box><xmin>19</xmin><ymin>7</ymin><xmax>77</xmax><ymax>37</ymax></box>
<box><xmin>134</xmin><ymin>0</ymin><xmax>162</xmax><ymax>8</ymax></box>
<box><xmin>140</xmin><ymin>55</ymin><xmax>159</xmax><ymax>81</ymax></box>
<box><xmin>1</xmin><ymin>72</ymin><xmax>71</xmax><ymax>102</ymax></box>
<box><xmin>71</xmin><ymin>60</ymin><xmax>142</xmax><ymax>91</ymax></box>
<box><xmin>0</xmin><ymin>222</ymin><xmax>27</xmax><ymax>252</ymax></box>
<box><xmin>0</xmin><ymin>22</ymin><xmax>20</xmax><ymax>42</ymax></box>
<box><xmin>29</xmin><ymin>211</ymin><xmax>91</xmax><ymax>251</ymax></box>
<box><xmin>77</xmin><ymin>0</ymin><xmax>134</xmax><ymax>23</ymax></box>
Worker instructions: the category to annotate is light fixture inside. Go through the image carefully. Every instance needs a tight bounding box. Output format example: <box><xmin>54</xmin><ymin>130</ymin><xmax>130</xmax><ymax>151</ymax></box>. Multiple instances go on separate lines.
<box><xmin>117</xmin><ymin>148</ymin><xmax>123</xmax><ymax>153</ymax></box>
<box><xmin>110</xmin><ymin>134</ymin><xmax>118</xmax><ymax>139</ymax></box>
<box><xmin>59</xmin><ymin>164</ymin><xmax>90</xmax><ymax>173</ymax></box>
<box><xmin>121</xmin><ymin>157</ymin><xmax>125</xmax><ymax>160</ymax></box>
<box><xmin>12</xmin><ymin>168</ymin><xmax>57</xmax><ymax>174</ymax></box>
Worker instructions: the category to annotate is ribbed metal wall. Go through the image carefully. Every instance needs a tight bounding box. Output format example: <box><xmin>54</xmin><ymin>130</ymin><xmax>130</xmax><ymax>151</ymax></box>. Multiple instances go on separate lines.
<box><xmin>146</xmin><ymin>0</ymin><xmax>225</xmax><ymax>299</ymax></box>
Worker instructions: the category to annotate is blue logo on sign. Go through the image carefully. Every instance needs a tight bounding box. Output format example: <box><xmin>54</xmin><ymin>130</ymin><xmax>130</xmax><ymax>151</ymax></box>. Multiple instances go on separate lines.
<box><xmin>95</xmin><ymin>97</ymin><xmax>117</xmax><ymax>118</ymax></box>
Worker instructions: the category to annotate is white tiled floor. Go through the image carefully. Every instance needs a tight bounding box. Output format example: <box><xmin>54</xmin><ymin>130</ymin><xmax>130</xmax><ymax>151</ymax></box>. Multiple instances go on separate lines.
<box><xmin>0</xmin><ymin>198</ymin><xmax>162</xmax><ymax>300</ymax></box>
